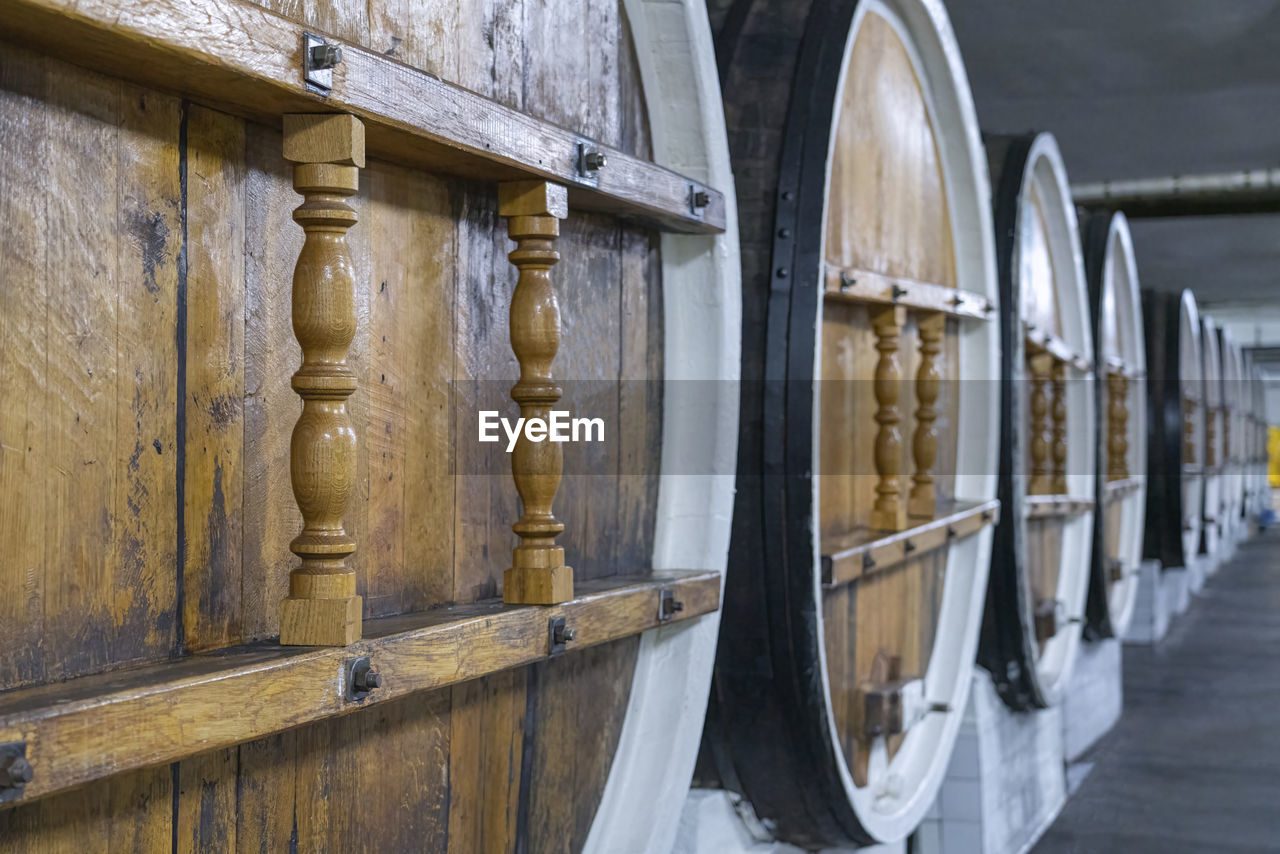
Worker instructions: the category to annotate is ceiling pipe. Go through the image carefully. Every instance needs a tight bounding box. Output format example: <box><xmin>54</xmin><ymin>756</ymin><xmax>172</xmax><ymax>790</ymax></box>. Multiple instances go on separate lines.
<box><xmin>1072</xmin><ymin>168</ymin><xmax>1280</xmax><ymax>218</ymax></box>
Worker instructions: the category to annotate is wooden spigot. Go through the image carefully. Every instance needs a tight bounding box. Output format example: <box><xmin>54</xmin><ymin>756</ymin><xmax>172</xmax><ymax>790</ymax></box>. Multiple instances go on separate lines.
<box><xmin>279</xmin><ymin>113</ymin><xmax>364</xmax><ymax>646</ymax></box>
<box><xmin>499</xmin><ymin>181</ymin><xmax>574</xmax><ymax>605</ymax></box>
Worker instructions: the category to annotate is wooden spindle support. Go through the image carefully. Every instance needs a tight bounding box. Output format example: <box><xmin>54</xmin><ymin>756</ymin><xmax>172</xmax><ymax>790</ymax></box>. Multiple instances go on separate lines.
<box><xmin>280</xmin><ymin>114</ymin><xmax>365</xmax><ymax>646</ymax></box>
<box><xmin>1205</xmin><ymin>405</ymin><xmax>1217</xmax><ymax>468</ymax></box>
<box><xmin>499</xmin><ymin>180</ymin><xmax>574</xmax><ymax>604</ymax></box>
<box><xmin>908</xmin><ymin>311</ymin><xmax>945</xmax><ymax>519</ymax></box>
<box><xmin>1183</xmin><ymin>395</ymin><xmax>1197</xmax><ymax>465</ymax></box>
<box><xmin>870</xmin><ymin>305</ymin><xmax>908</xmax><ymax>531</ymax></box>
<box><xmin>1106</xmin><ymin>370</ymin><xmax>1129</xmax><ymax>481</ymax></box>
<box><xmin>1028</xmin><ymin>348</ymin><xmax>1052</xmax><ymax>495</ymax></box>
<box><xmin>1223</xmin><ymin>405</ymin><xmax>1232</xmax><ymax>464</ymax></box>
<box><xmin>1050</xmin><ymin>358</ymin><xmax>1068</xmax><ymax>494</ymax></box>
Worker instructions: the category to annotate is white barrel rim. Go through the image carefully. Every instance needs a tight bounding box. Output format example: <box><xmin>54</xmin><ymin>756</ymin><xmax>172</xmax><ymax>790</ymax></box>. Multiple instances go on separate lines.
<box><xmin>1179</xmin><ymin>290</ymin><xmax>1205</xmax><ymax>564</ymax></box>
<box><xmin>810</xmin><ymin>0</ymin><xmax>999</xmax><ymax>841</ymax></box>
<box><xmin>585</xmin><ymin>2</ymin><xmax>742</xmax><ymax>852</ymax></box>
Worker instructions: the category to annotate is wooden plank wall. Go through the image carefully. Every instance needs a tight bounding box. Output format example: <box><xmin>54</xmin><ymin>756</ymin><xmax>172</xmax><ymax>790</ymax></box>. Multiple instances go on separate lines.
<box><xmin>0</xmin><ymin>1</ymin><xmax>661</xmax><ymax>848</ymax></box>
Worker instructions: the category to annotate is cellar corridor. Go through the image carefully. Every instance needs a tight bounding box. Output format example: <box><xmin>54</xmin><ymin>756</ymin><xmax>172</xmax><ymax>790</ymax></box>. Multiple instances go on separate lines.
<box><xmin>1036</xmin><ymin>528</ymin><xmax>1280</xmax><ymax>852</ymax></box>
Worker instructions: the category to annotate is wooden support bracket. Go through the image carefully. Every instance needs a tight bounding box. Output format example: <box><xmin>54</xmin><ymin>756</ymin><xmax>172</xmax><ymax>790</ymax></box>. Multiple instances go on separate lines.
<box><xmin>870</xmin><ymin>304</ymin><xmax>908</xmax><ymax>531</ymax></box>
<box><xmin>500</xmin><ymin>181</ymin><xmax>573</xmax><ymax>605</ymax></box>
<box><xmin>279</xmin><ymin>113</ymin><xmax>365</xmax><ymax>647</ymax></box>
<box><xmin>909</xmin><ymin>311</ymin><xmax>945</xmax><ymax>519</ymax></box>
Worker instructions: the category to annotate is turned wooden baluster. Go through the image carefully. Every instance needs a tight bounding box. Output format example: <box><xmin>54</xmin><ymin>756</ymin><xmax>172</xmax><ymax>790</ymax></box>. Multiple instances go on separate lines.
<box><xmin>1028</xmin><ymin>347</ymin><xmax>1052</xmax><ymax>495</ymax></box>
<box><xmin>280</xmin><ymin>114</ymin><xmax>365</xmax><ymax>646</ymax></box>
<box><xmin>1050</xmin><ymin>357</ymin><xmax>1068</xmax><ymax>494</ymax></box>
<box><xmin>908</xmin><ymin>311</ymin><xmax>945</xmax><ymax>519</ymax></box>
<box><xmin>1205</xmin><ymin>404</ymin><xmax>1218</xmax><ymax>468</ymax></box>
<box><xmin>1183</xmin><ymin>395</ymin><xmax>1197</xmax><ymax>466</ymax></box>
<box><xmin>1106</xmin><ymin>371</ymin><xmax>1129</xmax><ymax>481</ymax></box>
<box><xmin>1223</xmin><ymin>405</ymin><xmax>1232</xmax><ymax>464</ymax></box>
<box><xmin>870</xmin><ymin>305</ymin><xmax>908</xmax><ymax>531</ymax></box>
<box><xmin>499</xmin><ymin>180</ymin><xmax>574</xmax><ymax>604</ymax></box>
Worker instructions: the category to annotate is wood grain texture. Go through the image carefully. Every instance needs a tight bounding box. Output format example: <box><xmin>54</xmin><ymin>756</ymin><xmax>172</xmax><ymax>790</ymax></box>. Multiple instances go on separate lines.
<box><xmin>0</xmin><ymin>3</ymin><xmax>670</xmax><ymax>846</ymax></box>
<box><xmin>0</xmin><ymin>0</ymin><xmax>724</xmax><ymax>233</ymax></box>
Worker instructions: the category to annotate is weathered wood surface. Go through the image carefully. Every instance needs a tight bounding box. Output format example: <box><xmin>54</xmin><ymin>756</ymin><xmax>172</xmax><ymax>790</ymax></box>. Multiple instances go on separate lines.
<box><xmin>0</xmin><ymin>571</ymin><xmax>717</xmax><ymax>808</ymax></box>
<box><xmin>0</xmin><ymin>0</ymin><xmax>723</xmax><ymax>234</ymax></box>
<box><xmin>0</xmin><ymin>0</ymin><xmax>670</xmax><ymax>842</ymax></box>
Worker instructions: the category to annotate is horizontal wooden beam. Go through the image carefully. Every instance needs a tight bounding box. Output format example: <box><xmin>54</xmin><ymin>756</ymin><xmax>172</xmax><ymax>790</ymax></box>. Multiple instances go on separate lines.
<box><xmin>0</xmin><ymin>0</ymin><xmax>724</xmax><ymax>235</ymax></box>
<box><xmin>824</xmin><ymin>266</ymin><xmax>994</xmax><ymax>321</ymax></box>
<box><xmin>0</xmin><ymin>571</ymin><xmax>719</xmax><ymax>808</ymax></box>
<box><xmin>1026</xmin><ymin>327</ymin><xmax>1093</xmax><ymax>373</ymax></box>
<box><xmin>822</xmin><ymin>499</ymin><xmax>1000</xmax><ymax>588</ymax></box>
<box><xmin>1103</xmin><ymin>476</ymin><xmax>1143</xmax><ymax>503</ymax></box>
<box><xmin>1024</xmin><ymin>494</ymin><xmax>1095</xmax><ymax>519</ymax></box>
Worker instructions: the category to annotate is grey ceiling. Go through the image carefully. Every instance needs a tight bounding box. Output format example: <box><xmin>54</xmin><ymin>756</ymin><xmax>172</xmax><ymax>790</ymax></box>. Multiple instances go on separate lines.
<box><xmin>947</xmin><ymin>0</ymin><xmax>1280</xmax><ymax>307</ymax></box>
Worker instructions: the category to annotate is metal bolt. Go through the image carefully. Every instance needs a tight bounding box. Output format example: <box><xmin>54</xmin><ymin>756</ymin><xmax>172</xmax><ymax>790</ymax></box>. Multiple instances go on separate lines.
<box><xmin>347</xmin><ymin>656</ymin><xmax>381</xmax><ymax>700</ymax></box>
<box><xmin>356</xmin><ymin>668</ymin><xmax>382</xmax><ymax>691</ymax></box>
<box><xmin>692</xmin><ymin>190</ymin><xmax>710</xmax><ymax>208</ymax></box>
<box><xmin>310</xmin><ymin>42</ymin><xmax>343</xmax><ymax>70</ymax></box>
<box><xmin>778</xmin><ymin>227</ymin><xmax>792</xmax><ymax>239</ymax></box>
<box><xmin>554</xmin><ymin>621</ymin><xmax>576</xmax><ymax>644</ymax></box>
<box><xmin>950</xmin><ymin>294</ymin><xmax>965</xmax><ymax>308</ymax></box>
<box><xmin>0</xmin><ymin>756</ymin><xmax>32</xmax><ymax>789</ymax></box>
<box><xmin>583</xmin><ymin>151</ymin><xmax>607</xmax><ymax>170</ymax></box>
<box><xmin>891</xmin><ymin>283</ymin><xmax>908</xmax><ymax>300</ymax></box>
<box><xmin>839</xmin><ymin>271</ymin><xmax>856</xmax><ymax>292</ymax></box>
<box><xmin>929</xmin><ymin>702</ymin><xmax>952</xmax><ymax>714</ymax></box>
<box><xmin>776</xmin><ymin>268</ymin><xmax>789</xmax><ymax>279</ymax></box>
<box><xmin>781</xmin><ymin>190</ymin><xmax>795</xmax><ymax>201</ymax></box>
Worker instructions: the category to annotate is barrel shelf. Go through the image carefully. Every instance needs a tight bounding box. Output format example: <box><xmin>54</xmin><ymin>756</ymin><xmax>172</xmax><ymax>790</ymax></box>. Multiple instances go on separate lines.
<box><xmin>0</xmin><ymin>0</ymin><xmax>725</xmax><ymax>234</ymax></box>
<box><xmin>822</xmin><ymin>499</ymin><xmax>1001</xmax><ymax>587</ymax></box>
<box><xmin>0</xmin><ymin>570</ymin><xmax>717</xmax><ymax>810</ymax></box>
<box><xmin>823</xmin><ymin>266</ymin><xmax>996</xmax><ymax>321</ymax></box>
<box><xmin>1024</xmin><ymin>495</ymin><xmax>1095</xmax><ymax>519</ymax></box>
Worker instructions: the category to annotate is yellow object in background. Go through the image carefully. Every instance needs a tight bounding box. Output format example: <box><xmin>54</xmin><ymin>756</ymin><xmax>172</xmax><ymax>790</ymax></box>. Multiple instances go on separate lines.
<box><xmin>1270</xmin><ymin>426</ymin><xmax>1280</xmax><ymax>487</ymax></box>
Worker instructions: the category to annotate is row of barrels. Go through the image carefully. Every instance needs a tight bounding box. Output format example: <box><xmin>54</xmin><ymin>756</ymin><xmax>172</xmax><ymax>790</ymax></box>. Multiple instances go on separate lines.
<box><xmin>0</xmin><ymin>0</ymin><xmax>1270</xmax><ymax>850</ymax></box>
<box><xmin>698</xmin><ymin>0</ymin><xmax>1269</xmax><ymax>849</ymax></box>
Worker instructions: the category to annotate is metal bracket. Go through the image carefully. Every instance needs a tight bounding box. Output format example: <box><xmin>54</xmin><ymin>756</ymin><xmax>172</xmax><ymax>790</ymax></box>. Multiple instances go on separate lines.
<box><xmin>345</xmin><ymin>656</ymin><xmax>382</xmax><ymax>702</ymax></box>
<box><xmin>687</xmin><ymin>183</ymin><xmax>709</xmax><ymax>219</ymax></box>
<box><xmin>0</xmin><ymin>742</ymin><xmax>32</xmax><ymax>804</ymax></box>
<box><xmin>548</xmin><ymin>616</ymin><xmax>575</xmax><ymax>656</ymax></box>
<box><xmin>658</xmin><ymin>588</ymin><xmax>685</xmax><ymax>622</ymax></box>
<box><xmin>302</xmin><ymin>32</ymin><xmax>341</xmax><ymax>94</ymax></box>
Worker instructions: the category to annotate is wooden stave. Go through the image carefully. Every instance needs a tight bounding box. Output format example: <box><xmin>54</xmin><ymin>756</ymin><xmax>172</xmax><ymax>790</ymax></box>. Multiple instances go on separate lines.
<box><xmin>980</xmin><ymin>132</ymin><xmax>1096</xmax><ymax>711</ymax></box>
<box><xmin>1141</xmin><ymin>289</ymin><xmax>1205</xmax><ymax>570</ymax></box>
<box><xmin>702</xmin><ymin>0</ymin><xmax>998</xmax><ymax>846</ymax></box>
<box><xmin>1080</xmin><ymin>209</ymin><xmax>1147</xmax><ymax>640</ymax></box>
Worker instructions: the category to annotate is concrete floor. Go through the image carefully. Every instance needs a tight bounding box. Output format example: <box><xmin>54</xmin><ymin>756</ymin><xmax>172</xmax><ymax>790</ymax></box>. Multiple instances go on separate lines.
<box><xmin>1035</xmin><ymin>529</ymin><xmax>1280</xmax><ymax>853</ymax></box>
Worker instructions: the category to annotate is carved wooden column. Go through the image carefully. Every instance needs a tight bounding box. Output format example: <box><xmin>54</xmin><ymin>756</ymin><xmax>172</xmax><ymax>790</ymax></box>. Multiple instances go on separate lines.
<box><xmin>1183</xmin><ymin>395</ymin><xmax>1197</xmax><ymax>465</ymax></box>
<box><xmin>1106</xmin><ymin>371</ymin><xmax>1129</xmax><ymax>481</ymax></box>
<box><xmin>909</xmin><ymin>311</ymin><xmax>945</xmax><ymax>519</ymax></box>
<box><xmin>499</xmin><ymin>180</ymin><xmax>574</xmax><ymax>604</ymax></box>
<box><xmin>280</xmin><ymin>114</ymin><xmax>365</xmax><ymax>646</ymax></box>
<box><xmin>1223</xmin><ymin>405</ymin><xmax>1232</xmax><ymax>465</ymax></box>
<box><xmin>1028</xmin><ymin>347</ymin><xmax>1052</xmax><ymax>495</ymax></box>
<box><xmin>1205</xmin><ymin>405</ymin><xmax>1218</xmax><ymax>468</ymax></box>
<box><xmin>1050</xmin><ymin>358</ymin><xmax>1068</xmax><ymax>494</ymax></box>
<box><xmin>870</xmin><ymin>305</ymin><xmax>908</xmax><ymax>531</ymax></box>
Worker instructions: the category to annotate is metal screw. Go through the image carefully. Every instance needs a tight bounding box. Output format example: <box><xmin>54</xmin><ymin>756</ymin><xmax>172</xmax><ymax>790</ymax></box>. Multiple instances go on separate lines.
<box><xmin>890</xmin><ymin>283</ymin><xmax>908</xmax><ymax>300</ymax></box>
<box><xmin>781</xmin><ymin>190</ymin><xmax>795</xmax><ymax>201</ymax></box>
<box><xmin>584</xmin><ymin>151</ymin><xmax>607</xmax><ymax>170</ymax></box>
<box><xmin>310</xmin><ymin>42</ymin><xmax>343</xmax><ymax>70</ymax></box>
<box><xmin>0</xmin><ymin>756</ymin><xmax>32</xmax><ymax>789</ymax></box>
<box><xmin>903</xmin><ymin>539</ymin><xmax>917</xmax><ymax>553</ymax></box>
<box><xmin>778</xmin><ymin>227</ymin><xmax>792</xmax><ymax>239</ymax></box>
<box><xmin>840</xmin><ymin>271</ymin><xmax>856</xmax><ymax>292</ymax></box>
<box><xmin>862</xmin><ymin>552</ymin><xmax>876</xmax><ymax>570</ymax></box>
<box><xmin>776</xmin><ymin>268</ymin><xmax>789</xmax><ymax>279</ymax></box>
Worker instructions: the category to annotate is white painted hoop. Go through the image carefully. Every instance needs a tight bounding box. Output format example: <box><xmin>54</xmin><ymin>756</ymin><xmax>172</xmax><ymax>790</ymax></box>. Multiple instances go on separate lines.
<box><xmin>810</xmin><ymin>0</ymin><xmax>999</xmax><ymax>842</ymax></box>
<box><xmin>584</xmin><ymin>2</ymin><xmax>742</xmax><ymax>852</ymax></box>
<box><xmin>1179</xmin><ymin>291</ymin><xmax>1205</xmax><ymax>564</ymax></box>
<box><xmin>1100</xmin><ymin>212</ymin><xmax>1146</xmax><ymax>638</ymax></box>
<box><xmin>1015</xmin><ymin>134</ymin><xmax>1096</xmax><ymax>706</ymax></box>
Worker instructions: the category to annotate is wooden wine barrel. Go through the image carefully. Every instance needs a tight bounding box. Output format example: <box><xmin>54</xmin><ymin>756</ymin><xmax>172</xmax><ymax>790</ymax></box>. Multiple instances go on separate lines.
<box><xmin>1199</xmin><ymin>316</ymin><xmax>1226</xmax><ymax>568</ymax></box>
<box><xmin>1141</xmin><ymin>289</ymin><xmax>1206</xmax><ymax>572</ymax></box>
<box><xmin>980</xmin><ymin>132</ymin><xmax>1096</xmax><ymax>710</ymax></box>
<box><xmin>0</xmin><ymin>0</ymin><xmax>739</xmax><ymax>850</ymax></box>
<box><xmin>1079</xmin><ymin>210</ymin><xmax>1146</xmax><ymax>640</ymax></box>
<box><xmin>1218</xmin><ymin>327</ymin><xmax>1247</xmax><ymax>546</ymax></box>
<box><xmin>699</xmin><ymin>0</ymin><xmax>1000</xmax><ymax>846</ymax></box>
